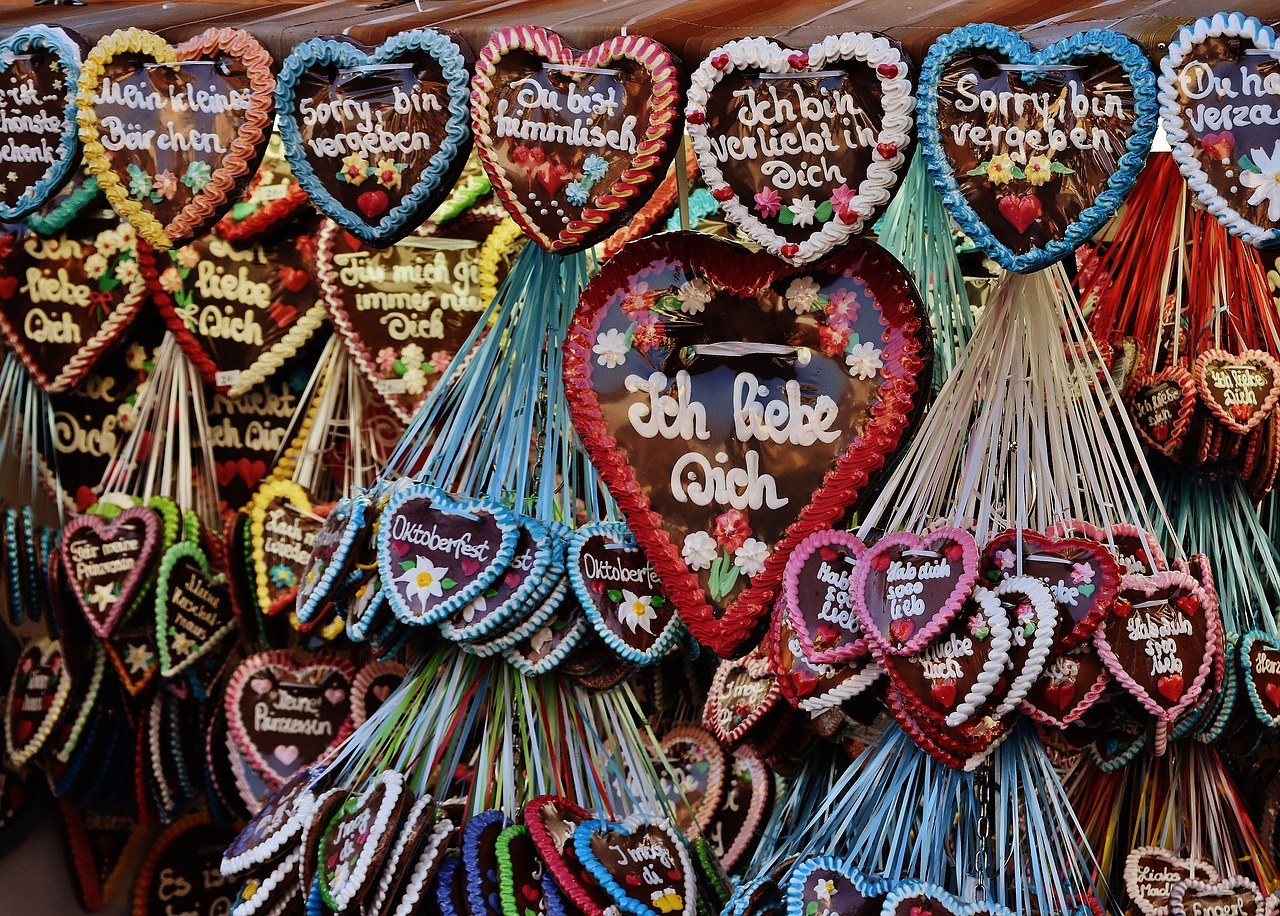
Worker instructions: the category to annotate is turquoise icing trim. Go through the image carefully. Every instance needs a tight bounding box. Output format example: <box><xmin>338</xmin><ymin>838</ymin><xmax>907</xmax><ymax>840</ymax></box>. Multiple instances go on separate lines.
<box><xmin>784</xmin><ymin>856</ymin><xmax>894</xmax><ymax>916</ymax></box>
<box><xmin>296</xmin><ymin>492</ymin><xmax>367</xmax><ymax>625</ymax></box>
<box><xmin>439</xmin><ymin>516</ymin><xmax>554</xmax><ymax>644</ymax></box>
<box><xmin>275</xmin><ymin>30</ymin><xmax>473</xmax><ymax>247</ymax></box>
<box><xmin>917</xmin><ymin>24</ymin><xmax>1158</xmax><ymax>273</ymax></box>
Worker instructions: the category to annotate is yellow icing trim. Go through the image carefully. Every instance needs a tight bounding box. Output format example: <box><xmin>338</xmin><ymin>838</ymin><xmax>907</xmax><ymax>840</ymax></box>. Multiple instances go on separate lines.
<box><xmin>76</xmin><ymin>29</ymin><xmax>176</xmax><ymax>251</ymax></box>
<box><xmin>477</xmin><ymin>217</ymin><xmax>524</xmax><ymax>305</ymax></box>
<box><xmin>247</xmin><ymin>478</ymin><xmax>314</xmax><ymax>617</ymax></box>
<box><xmin>225</xmin><ymin>301</ymin><xmax>329</xmax><ymax>398</ymax></box>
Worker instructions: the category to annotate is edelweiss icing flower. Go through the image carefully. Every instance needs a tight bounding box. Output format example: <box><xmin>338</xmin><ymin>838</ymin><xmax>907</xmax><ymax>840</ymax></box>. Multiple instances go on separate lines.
<box><xmin>617</xmin><ymin>590</ymin><xmax>657</xmax><ymax>634</ymax></box>
<box><xmin>395</xmin><ymin>557</ymin><xmax>450</xmax><ymax>611</ymax></box>
<box><xmin>1241</xmin><ymin>141</ymin><xmax>1280</xmax><ymax>222</ymax></box>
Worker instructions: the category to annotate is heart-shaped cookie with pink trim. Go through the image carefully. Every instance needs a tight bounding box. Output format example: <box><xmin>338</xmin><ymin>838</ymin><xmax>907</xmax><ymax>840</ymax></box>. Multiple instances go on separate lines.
<box><xmin>702</xmin><ymin>641</ymin><xmax>779</xmax><ymax>746</ymax></box>
<box><xmin>471</xmin><ymin>27</ymin><xmax>683</xmax><ymax>253</ymax></box>
<box><xmin>60</xmin><ymin>505</ymin><xmax>160</xmax><ymax>637</ymax></box>
<box><xmin>1094</xmin><ymin>571</ymin><xmax>1220</xmax><ymax>722</ymax></box>
<box><xmin>1194</xmin><ymin>348</ymin><xmax>1280</xmax><ymax>434</ymax></box>
<box><xmin>1128</xmin><ymin>367</ymin><xmax>1197</xmax><ymax>457</ymax></box>
<box><xmin>770</xmin><ymin>613</ymin><xmax>882</xmax><ymax>713</ymax></box>
<box><xmin>783</xmin><ymin>528</ymin><xmax>868</xmax><ymax>663</ymax></box>
<box><xmin>225</xmin><ymin>650</ymin><xmax>356</xmax><ymax>791</ymax></box>
<box><xmin>686</xmin><ymin>33</ymin><xmax>913</xmax><ymax>265</ymax></box>
<box><xmin>0</xmin><ymin>218</ymin><xmax>147</xmax><ymax>393</ymax></box>
<box><xmin>563</xmin><ymin>232</ymin><xmax>931</xmax><ymax>657</ymax></box>
<box><xmin>74</xmin><ymin>27</ymin><xmax>275</xmax><ymax>251</ymax></box>
<box><xmin>852</xmin><ymin>527</ymin><xmax>978</xmax><ymax>656</ymax></box>
<box><xmin>1019</xmin><ymin>641</ymin><xmax>1111</xmax><ymax>728</ymax></box>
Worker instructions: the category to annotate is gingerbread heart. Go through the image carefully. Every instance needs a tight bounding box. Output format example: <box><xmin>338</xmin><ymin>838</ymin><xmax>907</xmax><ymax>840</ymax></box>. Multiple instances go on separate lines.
<box><xmin>881</xmin><ymin>880</ymin><xmax>1017</xmax><ymax>916</ymax></box>
<box><xmin>497</xmin><ymin>824</ymin><xmax>549</xmax><ymax>916</ymax></box>
<box><xmin>350</xmin><ymin>660</ymin><xmax>406</xmax><ymax>727</ymax></box>
<box><xmin>1019</xmin><ymin>641</ymin><xmax>1111</xmax><ymax>728</ymax></box>
<box><xmin>658</xmin><ymin>727</ymin><xmax>726</xmax><ymax>835</ymax></box>
<box><xmin>5</xmin><ymin>637</ymin><xmax>71</xmax><ymax>767</ymax></box>
<box><xmin>214</xmin><ymin>133</ymin><xmax>309</xmax><ymax>241</ymax></box>
<box><xmin>0</xmin><ymin>26</ymin><xmax>84</xmax><ymax>219</ymax></box>
<box><xmin>1125</xmin><ymin>846</ymin><xmax>1220</xmax><ymax>916</ymax></box>
<box><xmin>60</xmin><ymin>504</ymin><xmax>160</xmax><ymax>637</ymax></box>
<box><xmin>317</xmin><ymin>771</ymin><xmax>407</xmax><ymax>912</ymax></box>
<box><xmin>686</xmin><ymin>33</ymin><xmax>913</xmax><ymax>265</ymax></box>
<box><xmin>295</xmin><ymin>493</ymin><xmax>368</xmax><ymax>624</ymax></box>
<box><xmin>782</xmin><ymin>528</ymin><xmax>868</xmax><ymax>663</ymax></box>
<box><xmin>442</xmin><ymin>517</ymin><xmax>558</xmax><ymax>645</ymax></box>
<box><xmin>471</xmin><ymin>27</ymin><xmax>683</xmax><ymax>253</ymax></box>
<box><xmin>209</xmin><ymin>370</ymin><xmax>310</xmax><ymax>512</ymax></box>
<box><xmin>276</xmin><ymin>30</ymin><xmax>473</xmax><ymax>247</ymax></box>
<box><xmin>1169</xmin><ymin>875</ymin><xmax>1264</xmax><ymax>916</ymax></box>
<box><xmin>224</xmin><ymin>650</ymin><xmax>355</xmax><ymax>791</ymax></box>
<box><xmin>248</xmin><ymin>479</ymin><xmax>326</xmax><ymax>617</ymax></box>
<box><xmin>317</xmin><ymin>214</ymin><xmax>507</xmax><ymax>423</ymax></box>
<box><xmin>74</xmin><ymin>27</ymin><xmax>275</xmax><ymax>250</ymax></box>
<box><xmin>702</xmin><ymin>642</ymin><xmax>780</xmax><ymax>746</ymax></box>
<box><xmin>980</xmin><ymin>527</ymin><xmax>1118</xmax><ymax>647</ymax></box>
<box><xmin>525</xmin><ymin>795</ymin><xmax>615</xmax><ymax>916</ymax></box>
<box><xmin>569</xmin><ymin>521</ymin><xmax>680</xmax><ymax>665</ymax></box>
<box><xmin>1159</xmin><ymin>14</ymin><xmax>1280</xmax><ymax>246</ymax></box>
<box><xmin>917</xmin><ymin>25</ymin><xmax>1158</xmax><ymax>272</ymax></box>
<box><xmin>153</xmin><ymin>540</ymin><xmax>233</xmax><ymax>678</ymax></box>
<box><xmin>144</xmin><ymin>223</ymin><xmax>326</xmax><ymax>395</ymax></box>
<box><xmin>852</xmin><ymin>527</ymin><xmax>979</xmax><ymax>656</ymax></box>
<box><xmin>1128</xmin><ymin>367</ymin><xmax>1197</xmax><ymax>457</ymax></box>
<box><xmin>1240</xmin><ymin>630</ymin><xmax>1280</xmax><ymax>727</ymax></box>
<box><xmin>464</xmin><ymin>809</ymin><xmax>514</xmax><ymax>916</ymax></box>
<box><xmin>785</xmin><ymin>857</ymin><xmax>891</xmax><ymax>916</ymax></box>
<box><xmin>376</xmin><ymin>482</ymin><xmax>519</xmax><ymax>626</ymax></box>
<box><xmin>133</xmin><ymin>813</ymin><xmax>239</xmax><ymax>916</ymax></box>
<box><xmin>573</xmin><ymin>815</ymin><xmax>696</xmax><ymax>916</ymax></box>
<box><xmin>221</xmin><ymin>763</ymin><xmax>325</xmax><ymax>876</ymax></box>
<box><xmin>1194</xmin><ymin>349</ymin><xmax>1280</xmax><ymax>434</ymax></box>
<box><xmin>564</xmin><ymin>233</ymin><xmax>931</xmax><ymax>657</ymax></box>
<box><xmin>770</xmin><ymin>613</ymin><xmax>882</xmax><ymax>713</ymax></box>
<box><xmin>1094</xmin><ymin>571</ymin><xmax>1220</xmax><ymax>722</ymax></box>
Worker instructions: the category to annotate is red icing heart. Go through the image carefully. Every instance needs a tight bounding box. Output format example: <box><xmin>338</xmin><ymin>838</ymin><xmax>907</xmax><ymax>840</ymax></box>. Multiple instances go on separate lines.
<box><xmin>889</xmin><ymin>619</ymin><xmax>913</xmax><ymax>643</ymax></box>
<box><xmin>787</xmin><ymin>52</ymin><xmax>808</xmax><ymax>68</ymax></box>
<box><xmin>237</xmin><ymin>458</ymin><xmax>267</xmax><ymax>490</ymax></box>
<box><xmin>1266</xmin><ymin>681</ymin><xmax>1280</xmax><ymax>707</ymax></box>
<box><xmin>278</xmin><ymin>266</ymin><xmax>308</xmax><ymax>293</ymax></box>
<box><xmin>357</xmin><ymin>190</ymin><xmax>388</xmax><ymax>218</ymax></box>
<box><xmin>563</xmin><ymin>234</ymin><xmax>931</xmax><ymax>657</ymax></box>
<box><xmin>1200</xmin><ymin>131</ymin><xmax>1235</xmax><ymax>161</ymax></box>
<box><xmin>930</xmin><ymin>681</ymin><xmax>957</xmax><ymax>708</ymax></box>
<box><xmin>1156</xmin><ymin>673</ymin><xmax>1183</xmax><ymax>701</ymax></box>
<box><xmin>997</xmin><ymin>194</ymin><xmax>1042</xmax><ymax>233</ymax></box>
<box><xmin>472</xmin><ymin>28</ymin><xmax>683</xmax><ymax>253</ymax></box>
<box><xmin>216</xmin><ymin>461</ymin><xmax>239</xmax><ymax>487</ymax></box>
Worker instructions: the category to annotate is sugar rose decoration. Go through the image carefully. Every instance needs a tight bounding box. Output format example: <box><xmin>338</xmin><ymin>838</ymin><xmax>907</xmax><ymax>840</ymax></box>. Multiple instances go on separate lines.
<box><xmin>1160</xmin><ymin>13</ymin><xmax>1280</xmax><ymax>246</ymax></box>
<box><xmin>919</xmin><ymin>25</ymin><xmax>1157</xmax><ymax>272</ymax></box>
<box><xmin>471</xmin><ymin>27</ymin><xmax>683</xmax><ymax>252</ymax></box>
<box><xmin>686</xmin><ymin>33</ymin><xmax>914</xmax><ymax>265</ymax></box>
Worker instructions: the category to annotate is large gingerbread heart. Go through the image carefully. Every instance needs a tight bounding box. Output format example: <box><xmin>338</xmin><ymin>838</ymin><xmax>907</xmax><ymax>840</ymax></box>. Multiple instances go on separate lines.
<box><xmin>59</xmin><ymin>505</ymin><xmax>161</xmax><ymax>637</ymax></box>
<box><xmin>276</xmin><ymin>30</ymin><xmax>473</xmax><ymax>247</ymax></box>
<box><xmin>524</xmin><ymin>795</ymin><xmax>615</xmax><ymax>916</ymax></box>
<box><xmin>686</xmin><ymin>33</ymin><xmax>913</xmax><ymax>265</ymax></box>
<box><xmin>563</xmin><ymin>233</ymin><xmax>931</xmax><ymax>657</ymax></box>
<box><xmin>0</xmin><ymin>26</ymin><xmax>84</xmax><ymax>219</ymax></box>
<box><xmin>1125</xmin><ymin>846</ymin><xmax>1220</xmax><ymax>916</ymax></box>
<box><xmin>1094</xmin><ymin>571</ymin><xmax>1220</xmax><ymax>722</ymax></box>
<box><xmin>248</xmin><ymin>479</ymin><xmax>327</xmax><ymax>617</ymax></box>
<box><xmin>143</xmin><ymin>223</ymin><xmax>326</xmax><ymax>395</ymax></box>
<box><xmin>1169</xmin><ymin>875</ymin><xmax>1265</xmax><ymax>916</ymax></box>
<box><xmin>153</xmin><ymin>540</ymin><xmax>234</xmax><ymax>678</ymax></box>
<box><xmin>573</xmin><ymin>815</ymin><xmax>696</xmax><ymax>916</ymax></box>
<box><xmin>917</xmin><ymin>25</ymin><xmax>1158</xmax><ymax>272</ymax></box>
<box><xmin>471</xmin><ymin>27</ymin><xmax>683</xmax><ymax>253</ymax></box>
<box><xmin>74</xmin><ymin>27</ymin><xmax>275</xmax><ymax>250</ymax></box>
<box><xmin>1159</xmin><ymin>14</ymin><xmax>1280</xmax><ymax>247</ymax></box>
<box><xmin>785</xmin><ymin>857</ymin><xmax>891</xmax><ymax>916</ymax></box>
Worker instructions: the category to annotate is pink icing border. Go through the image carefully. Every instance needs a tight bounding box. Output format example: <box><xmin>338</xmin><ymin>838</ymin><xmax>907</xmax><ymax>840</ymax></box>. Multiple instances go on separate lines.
<box><xmin>701</xmin><ymin>647</ymin><xmax>780</xmax><ymax>747</ymax></box>
<box><xmin>59</xmin><ymin>506</ymin><xmax>161</xmax><ymax>639</ymax></box>
<box><xmin>851</xmin><ymin>526</ymin><xmax>978</xmax><ymax>656</ymax></box>
<box><xmin>1045</xmin><ymin>518</ymin><xmax>1169</xmax><ymax>573</ymax></box>
<box><xmin>1194</xmin><ymin>348</ymin><xmax>1280</xmax><ymax>435</ymax></box>
<box><xmin>782</xmin><ymin>528</ymin><xmax>868</xmax><ymax>665</ymax></box>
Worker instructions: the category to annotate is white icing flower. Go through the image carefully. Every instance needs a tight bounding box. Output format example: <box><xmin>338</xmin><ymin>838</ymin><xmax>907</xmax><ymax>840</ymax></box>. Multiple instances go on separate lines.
<box><xmin>814</xmin><ymin>879</ymin><xmax>836</xmax><ymax>906</ymax></box>
<box><xmin>90</xmin><ymin>583</ymin><xmax>115</xmax><ymax>611</ymax></box>
<box><xmin>845</xmin><ymin>341</ymin><xmax>884</xmax><ymax>379</ymax></box>
<box><xmin>677</xmin><ymin>278</ymin><xmax>713</xmax><ymax>314</ymax></box>
<box><xmin>401</xmin><ymin>343</ymin><xmax>425</xmax><ymax>366</ymax></box>
<box><xmin>681</xmin><ymin>530</ymin><xmax>718</xmax><ymax>571</ymax></box>
<box><xmin>84</xmin><ymin>253</ymin><xmax>108</xmax><ymax>280</ymax></box>
<box><xmin>530</xmin><ymin>626</ymin><xmax>554</xmax><ymax>654</ymax></box>
<box><xmin>617</xmin><ymin>589</ymin><xmax>656</xmax><ymax>634</ymax></box>
<box><xmin>790</xmin><ymin>195</ymin><xmax>817</xmax><ymax>227</ymax></box>
<box><xmin>395</xmin><ymin>556</ymin><xmax>450</xmax><ymax>611</ymax></box>
<box><xmin>593</xmin><ymin>328</ymin><xmax>629</xmax><ymax>368</ymax></box>
<box><xmin>402</xmin><ymin>367</ymin><xmax>427</xmax><ymax>396</ymax></box>
<box><xmin>114</xmin><ymin>258</ymin><xmax>139</xmax><ymax>283</ymax></box>
<box><xmin>785</xmin><ymin>276</ymin><xmax>821</xmax><ymax>314</ymax></box>
<box><xmin>1242</xmin><ymin>141</ymin><xmax>1280</xmax><ymax>222</ymax></box>
<box><xmin>734</xmin><ymin>538</ymin><xmax>770</xmax><ymax>577</ymax></box>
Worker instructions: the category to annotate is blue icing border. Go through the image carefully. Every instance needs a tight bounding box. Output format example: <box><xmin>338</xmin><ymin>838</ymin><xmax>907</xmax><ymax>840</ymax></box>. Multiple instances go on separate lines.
<box><xmin>275</xmin><ymin>30</ymin><xmax>473</xmax><ymax>247</ymax></box>
<box><xmin>572</xmin><ymin>815</ymin><xmax>696</xmax><ymax>916</ymax></box>
<box><xmin>463</xmin><ymin>809</ymin><xmax>514</xmax><ymax>916</ymax></box>
<box><xmin>376</xmin><ymin>482</ymin><xmax>519</xmax><ymax>628</ymax></box>
<box><xmin>880</xmin><ymin>880</ymin><xmax>1019</xmax><ymax>916</ymax></box>
<box><xmin>567</xmin><ymin>521</ymin><xmax>683</xmax><ymax>666</ymax></box>
<box><xmin>439</xmin><ymin>516</ymin><xmax>554</xmax><ymax>644</ymax></box>
<box><xmin>1239</xmin><ymin>629</ymin><xmax>1279</xmax><ymax>728</ymax></box>
<box><xmin>784</xmin><ymin>855</ymin><xmax>894</xmax><ymax>915</ymax></box>
<box><xmin>296</xmin><ymin>492</ymin><xmax>368</xmax><ymax>625</ymax></box>
<box><xmin>1198</xmin><ymin>633</ymin><xmax>1237</xmax><ymax>743</ymax></box>
<box><xmin>916</xmin><ymin>24</ymin><xmax>1159</xmax><ymax>273</ymax></box>
<box><xmin>0</xmin><ymin>26</ymin><xmax>83</xmax><ymax>221</ymax></box>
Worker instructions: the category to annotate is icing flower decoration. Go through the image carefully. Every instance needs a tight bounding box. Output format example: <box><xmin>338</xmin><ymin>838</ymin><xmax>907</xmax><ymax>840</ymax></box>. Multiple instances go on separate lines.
<box><xmin>125</xmin><ymin>344</ymin><xmax>147</xmax><ymax>371</ymax></box>
<box><xmin>401</xmin><ymin>343</ymin><xmax>425</xmax><ymax>367</ymax></box>
<box><xmin>734</xmin><ymin>538</ymin><xmax>770</xmax><ymax>577</ymax></box>
<box><xmin>814</xmin><ymin>879</ymin><xmax>837</xmax><ymax>907</ymax></box>
<box><xmin>530</xmin><ymin>626</ymin><xmax>554</xmax><ymax>654</ymax></box>
<box><xmin>170</xmin><ymin>631</ymin><xmax>196</xmax><ymax>657</ymax></box>
<box><xmin>985</xmin><ymin>154</ymin><xmax>1017</xmax><ymax>185</ymax></box>
<box><xmin>395</xmin><ymin>556</ymin><xmax>451</xmax><ymax>610</ymax></box>
<box><xmin>583</xmin><ymin>154</ymin><xmax>608</xmax><ymax>182</ymax></box>
<box><xmin>95</xmin><ymin>229</ymin><xmax>122</xmax><ymax>257</ymax></box>
<box><xmin>403</xmin><ymin>367</ymin><xmax>427</xmax><ymax>395</ymax></box>
<box><xmin>754</xmin><ymin>187</ymin><xmax>782</xmax><ymax>218</ymax></box>
<box><xmin>1071</xmin><ymin>562</ymin><xmax>1094</xmax><ymax>585</ymax></box>
<box><xmin>84</xmin><ymin>253</ymin><xmax>108</xmax><ymax>280</ymax></box>
<box><xmin>176</xmin><ymin>246</ymin><xmax>200</xmax><ymax>269</ymax></box>
<box><xmin>376</xmin><ymin>347</ymin><xmax>397</xmax><ymax>373</ymax></box>
<box><xmin>845</xmin><ymin>341</ymin><xmax>883</xmax><ymax>380</ymax></box>
<box><xmin>677</xmin><ymin>278</ymin><xmax>712</xmax><ymax>315</ymax></box>
<box><xmin>593</xmin><ymin>328</ymin><xmax>630</xmax><ymax>368</ymax></box>
<box><xmin>90</xmin><ymin>582</ymin><xmax>116</xmax><ymax>612</ymax></box>
<box><xmin>1024</xmin><ymin>155</ymin><xmax>1054</xmax><ymax>187</ymax></box>
<box><xmin>714</xmin><ymin>509</ymin><xmax>751</xmax><ymax>553</ymax></box>
<box><xmin>789</xmin><ymin>195</ymin><xmax>817</xmax><ymax>228</ymax></box>
<box><xmin>269</xmin><ymin>564</ymin><xmax>296</xmax><ymax>589</ymax></box>
<box><xmin>114</xmin><ymin>259</ymin><xmax>139</xmax><ymax>284</ymax></box>
<box><xmin>154</xmin><ymin>170</ymin><xmax>179</xmax><ymax>200</ymax></box>
<box><xmin>117</xmin><ymin>224</ymin><xmax>136</xmax><ymax>249</ymax></box>
<box><xmin>430</xmin><ymin>350</ymin><xmax>452</xmax><ymax>374</ymax></box>
<box><xmin>651</xmin><ymin>890</ymin><xmax>684</xmax><ymax>914</ymax></box>
<box><xmin>785</xmin><ymin>276</ymin><xmax>821</xmax><ymax>314</ymax></box>
<box><xmin>182</xmin><ymin>160</ymin><xmax>213</xmax><ymax>192</ymax></box>
<box><xmin>617</xmin><ymin>589</ymin><xmax>657</xmax><ymax>634</ymax></box>
<box><xmin>339</xmin><ymin>152</ymin><xmax>370</xmax><ymax>186</ymax></box>
<box><xmin>1241</xmin><ymin>141</ymin><xmax>1280</xmax><ymax>222</ymax></box>
<box><xmin>630</xmin><ymin>312</ymin><xmax>665</xmax><ymax>351</ymax></box>
<box><xmin>565</xmin><ymin>181</ymin><xmax>589</xmax><ymax>206</ymax></box>
<box><xmin>994</xmin><ymin>549</ymin><xmax>1016</xmax><ymax>571</ymax></box>
<box><xmin>967</xmin><ymin>613</ymin><xmax>990</xmax><ymax>639</ymax></box>
<box><xmin>127</xmin><ymin>164</ymin><xmax>153</xmax><ymax>200</ymax></box>
<box><xmin>830</xmin><ymin>184</ymin><xmax>857</xmax><ymax>222</ymax></box>
<box><xmin>374</xmin><ymin>159</ymin><xmax>403</xmax><ymax>190</ymax></box>
<box><xmin>818</xmin><ymin>324</ymin><xmax>847</xmax><ymax>358</ymax></box>
<box><xmin>461</xmin><ymin>595</ymin><xmax>486</xmax><ymax>623</ymax></box>
<box><xmin>825</xmin><ymin>288</ymin><xmax>856</xmax><ymax>327</ymax></box>
<box><xmin>619</xmin><ymin>282</ymin><xmax>652</xmax><ymax>316</ymax></box>
<box><xmin>158</xmin><ymin>267</ymin><xmax>183</xmax><ymax>293</ymax></box>
<box><xmin>682</xmin><ymin>531</ymin><xmax>718</xmax><ymax>571</ymax></box>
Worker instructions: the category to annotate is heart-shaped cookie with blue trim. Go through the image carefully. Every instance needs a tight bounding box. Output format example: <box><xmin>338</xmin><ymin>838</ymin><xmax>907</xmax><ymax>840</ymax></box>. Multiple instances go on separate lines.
<box><xmin>786</xmin><ymin>856</ymin><xmax>891</xmax><ymax>916</ymax></box>
<box><xmin>276</xmin><ymin>29</ymin><xmax>473</xmax><ymax>248</ymax></box>
<box><xmin>917</xmin><ymin>25</ymin><xmax>1158</xmax><ymax>273</ymax></box>
<box><xmin>0</xmin><ymin>26</ymin><xmax>85</xmax><ymax>219</ymax></box>
<box><xmin>573</xmin><ymin>815</ymin><xmax>696</xmax><ymax>916</ymax></box>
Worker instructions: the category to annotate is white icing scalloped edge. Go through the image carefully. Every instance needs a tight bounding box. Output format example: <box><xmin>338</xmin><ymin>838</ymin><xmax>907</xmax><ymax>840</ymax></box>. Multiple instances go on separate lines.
<box><xmin>1158</xmin><ymin>12</ymin><xmax>1279</xmax><ymax>246</ymax></box>
<box><xmin>943</xmin><ymin>585</ymin><xmax>1012</xmax><ymax>728</ymax></box>
<box><xmin>990</xmin><ymin>575</ymin><xmax>1058</xmax><ymax>717</ymax></box>
<box><xmin>686</xmin><ymin>33</ymin><xmax>914</xmax><ymax>265</ymax></box>
<box><xmin>367</xmin><ymin>793</ymin><xmax>434</xmax><ymax>915</ymax></box>
<box><xmin>392</xmin><ymin>819</ymin><xmax>454</xmax><ymax>916</ymax></box>
<box><xmin>220</xmin><ymin>784</ymin><xmax>317</xmax><ymax>877</ymax></box>
<box><xmin>797</xmin><ymin>660</ymin><xmax>883</xmax><ymax>713</ymax></box>
<box><xmin>328</xmin><ymin>770</ymin><xmax>405</xmax><ymax>911</ymax></box>
<box><xmin>231</xmin><ymin>849</ymin><xmax>301</xmax><ymax>916</ymax></box>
